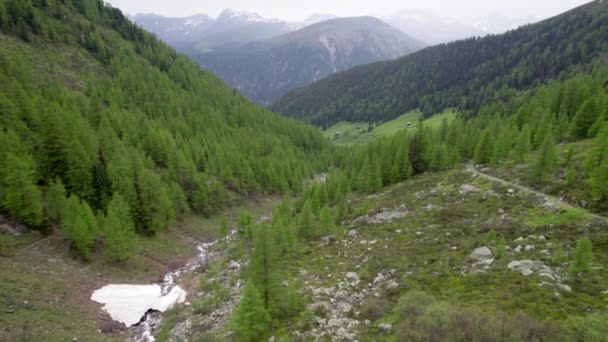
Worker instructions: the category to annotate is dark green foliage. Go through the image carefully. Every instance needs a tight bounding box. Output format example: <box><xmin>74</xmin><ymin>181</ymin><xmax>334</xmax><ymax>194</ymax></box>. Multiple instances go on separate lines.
<box><xmin>273</xmin><ymin>1</ymin><xmax>608</xmax><ymax>126</ymax></box>
<box><xmin>230</xmin><ymin>282</ymin><xmax>271</xmax><ymax>342</ymax></box>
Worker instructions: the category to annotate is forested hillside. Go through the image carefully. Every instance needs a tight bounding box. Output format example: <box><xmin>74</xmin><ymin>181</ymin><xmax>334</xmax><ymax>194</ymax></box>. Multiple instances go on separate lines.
<box><xmin>272</xmin><ymin>0</ymin><xmax>608</xmax><ymax>126</ymax></box>
<box><xmin>0</xmin><ymin>0</ymin><xmax>329</xmax><ymax>260</ymax></box>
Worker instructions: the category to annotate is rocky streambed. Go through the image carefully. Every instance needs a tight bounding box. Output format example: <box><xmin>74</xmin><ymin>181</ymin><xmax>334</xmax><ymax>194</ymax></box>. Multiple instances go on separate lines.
<box><xmin>91</xmin><ymin>241</ymin><xmax>217</xmax><ymax>341</ymax></box>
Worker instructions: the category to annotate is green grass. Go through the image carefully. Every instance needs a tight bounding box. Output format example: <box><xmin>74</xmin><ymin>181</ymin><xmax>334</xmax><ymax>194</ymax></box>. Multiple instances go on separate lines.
<box><xmin>323</xmin><ymin>110</ymin><xmax>457</xmax><ymax>145</ymax></box>
<box><xmin>530</xmin><ymin>208</ymin><xmax>591</xmax><ymax>227</ymax></box>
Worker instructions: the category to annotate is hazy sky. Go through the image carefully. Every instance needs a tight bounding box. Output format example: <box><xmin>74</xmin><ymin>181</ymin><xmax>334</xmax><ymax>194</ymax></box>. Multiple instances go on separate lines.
<box><xmin>107</xmin><ymin>0</ymin><xmax>591</xmax><ymax>22</ymax></box>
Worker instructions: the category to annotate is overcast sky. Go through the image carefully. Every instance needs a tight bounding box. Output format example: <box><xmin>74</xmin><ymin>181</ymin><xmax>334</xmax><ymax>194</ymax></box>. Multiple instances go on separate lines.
<box><xmin>107</xmin><ymin>0</ymin><xmax>591</xmax><ymax>22</ymax></box>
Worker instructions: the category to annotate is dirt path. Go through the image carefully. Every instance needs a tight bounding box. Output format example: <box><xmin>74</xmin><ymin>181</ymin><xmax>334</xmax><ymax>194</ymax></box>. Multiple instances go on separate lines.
<box><xmin>466</xmin><ymin>163</ymin><xmax>608</xmax><ymax>222</ymax></box>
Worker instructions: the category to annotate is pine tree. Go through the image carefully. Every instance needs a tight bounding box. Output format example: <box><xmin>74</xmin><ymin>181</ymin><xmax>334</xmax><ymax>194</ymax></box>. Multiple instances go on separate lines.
<box><xmin>474</xmin><ymin>130</ymin><xmax>494</xmax><ymax>165</ymax></box>
<box><xmin>230</xmin><ymin>282</ymin><xmax>271</xmax><ymax>342</ymax></box>
<box><xmin>46</xmin><ymin>178</ymin><xmax>67</xmax><ymax>226</ymax></box>
<box><xmin>102</xmin><ymin>193</ymin><xmax>135</xmax><ymax>262</ymax></box>
<box><xmin>588</xmin><ymin>159</ymin><xmax>608</xmax><ymax>201</ymax></box>
<box><xmin>569</xmin><ymin>237</ymin><xmax>593</xmax><ymax>281</ymax></box>
<box><xmin>297</xmin><ymin>200</ymin><xmax>316</xmax><ymax>240</ymax></box>
<box><xmin>319</xmin><ymin>205</ymin><xmax>334</xmax><ymax>236</ymax></box>
<box><xmin>514</xmin><ymin>125</ymin><xmax>532</xmax><ymax>162</ymax></box>
<box><xmin>570</xmin><ymin>97</ymin><xmax>599</xmax><ymax>139</ymax></box>
<box><xmin>530</xmin><ymin>131</ymin><xmax>557</xmax><ymax>185</ymax></box>
<box><xmin>62</xmin><ymin>195</ymin><xmax>98</xmax><ymax>260</ymax></box>
<box><xmin>1</xmin><ymin>153</ymin><xmax>43</xmax><ymax>227</ymax></box>
<box><xmin>238</xmin><ymin>209</ymin><xmax>253</xmax><ymax>238</ymax></box>
<box><xmin>250</xmin><ymin>225</ymin><xmax>282</xmax><ymax>313</ymax></box>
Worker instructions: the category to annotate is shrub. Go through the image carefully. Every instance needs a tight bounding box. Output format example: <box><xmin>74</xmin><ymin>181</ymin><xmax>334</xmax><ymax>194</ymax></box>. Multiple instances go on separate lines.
<box><xmin>361</xmin><ymin>298</ymin><xmax>391</xmax><ymax>321</ymax></box>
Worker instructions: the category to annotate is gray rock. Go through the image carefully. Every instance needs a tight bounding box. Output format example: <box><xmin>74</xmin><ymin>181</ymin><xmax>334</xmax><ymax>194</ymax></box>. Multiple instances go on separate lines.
<box><xmin>268</xmin><ymin>336</ymin><xmax>276</xmax><ymax>342</ymax></box>
<box><xmin>373</xmin><ymin>273</ymin><xmax>386</xmax><ymax>284</ymax></box>
<box><xmin>379</xmin><ymin>323</ymin><xmax>392</xmax><ymax>332</ymax></box>
<box><xmin>228</xmin><ymin>261</ymin><xmax>241</xmax><ymax>271</ymax></box>
<box><xmin>335</xmin><ymin>290</ymin><xmax>349</xmax><ymax>301</ymax></box>
<box><xmin>525</xmin><ymin>245</ymin><xmax>535</xmax><ymax>251</ymax></box>
<box><xmin>470</xmin><ymin>247</ymin><xmax>493</xmax><ymax>261</ymax></box>
<box><xmin>347</xmin><ymin>230</ymin><xmax>357</xmax><ymax>237</ymax></box>
<box><xmin>386</xmin><ymin>280</ymin><xmax>399</xmax><ymax>290</ymax></box>
<box><xmin>514</xmin><ymin>245</ymin><xmax>523</xmax><ymax>253</ymax></box>
<box><xmin>460</xmin><ymin>184</ymin><xmax>479</xmax><ymax>194</ymax></box>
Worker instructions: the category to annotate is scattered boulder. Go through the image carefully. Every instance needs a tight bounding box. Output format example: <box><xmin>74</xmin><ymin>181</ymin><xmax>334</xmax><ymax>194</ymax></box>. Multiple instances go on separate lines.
<box><xmin>460</xmin><ymin>184</ymin><xmax>479</xmax><ymax>195</ymax></box>
<box><xmin>379</xmin><ymin>323</ymin><xmax>392</xmax><ymax>332</ymax></box>
<box><xmin>470</xmin><ymin>247</ymin><xmax>493</xmax><ymax>261</ymax></box>
<box><xmin>228</xmin><ymin>261</ymin><xmax>241</xmax><ymax>271</ymax></box>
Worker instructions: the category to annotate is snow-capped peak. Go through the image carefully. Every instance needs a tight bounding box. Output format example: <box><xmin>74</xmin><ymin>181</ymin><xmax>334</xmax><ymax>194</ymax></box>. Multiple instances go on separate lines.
<box><xmin>217</xmin><ymin>8</ymin><xmax>276</xmax><ymax>24</ymax></box>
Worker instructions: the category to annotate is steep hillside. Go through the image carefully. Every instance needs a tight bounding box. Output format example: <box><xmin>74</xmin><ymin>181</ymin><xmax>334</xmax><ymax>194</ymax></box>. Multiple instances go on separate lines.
<box><xmin>272</xmin><ymin>0</ymin><xmax>608</xmax><ymax>126</ymax></box>
<box><xmin>193</xmin><ymin>17</ymin><xmax>425</xmax><ymax>105</ymax></box>
<box><xmin>0</xmin><ymin>0</ymin><xmax>329</xmax><ymax>257</ymax></box>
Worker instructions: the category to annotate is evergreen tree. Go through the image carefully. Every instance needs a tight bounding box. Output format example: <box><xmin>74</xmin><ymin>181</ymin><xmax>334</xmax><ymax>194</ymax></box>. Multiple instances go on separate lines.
<box><xmin>62</xmin><ymin>195</ymin><xmax>98</xmax><ymax>260</ymax></box>
<box><xmin>250</xmin><ymin>225</ymin><xmax>282</xmax><ymax>313</ymax></box>
<box><xmin>230</xmin><ymin>282</ymin><xmax>271</xmax><ymax>342</ymax></box>
<box><xmin>297</xmin><ymin>200</ymin><xmax>316</xmax><ymax>240</ymax></box>
<box><xmin>46</xmin><ymin>178</ymin><xmax>67</xmax><ymax>226</ymax></box>
<box><xmin>530</xmin><ymin>131</ymin><xmax>557</xmax><ymax>184</ymax></box>
<box><xmin>102</xmin><ymin>193</ymin><xmax>135</xmax><ymax>262</ymax></box>
<box><xmin>319</xmin><ymin>205</ymin><xmax>334</xmax><ymax>236</ymax></box>
<box><xmin>1</xmin><ymin>153</ymin><xmax>43</xmax><ymax>227</ymax></box>
<box><xmin>238</xmin><ymin>209</ymin><xmax>253</xmax><ymax>238</ymax></box>
<box><xmin>570</xmin><ymin>97</ymin><xmax>599</xmax><ymax>139</ymax></box>
<box><xmin>474</xmin><ymin>130</ymin><xmax>494</xmax><ymax>165</ymax></box>
<box><xmin>569</xmin><ymin>237</ymin><xmax>593</xmax><ymax>281</ymax></box>
<box><xmin>514</xmin><ymin>125</ymin><xmax>532</xmax><ymax>162</ymax></box>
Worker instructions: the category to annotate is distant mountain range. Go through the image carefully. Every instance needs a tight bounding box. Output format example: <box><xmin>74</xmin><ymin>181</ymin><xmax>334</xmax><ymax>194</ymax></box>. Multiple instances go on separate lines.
<box><xmin>130</xmin><ymin>8</ymin><xmax>543</xmax><ymax>105</ymax></box>
<box><xmin>191</xmin><ymin>17</ymin><xmax>425</xmax><ymax>105</ymax></box>
<box><xmin>131</xmin><ymin>12</ymin><xmax>424</xmax><ymax>105</ymax></box>
<box><xmin>130</xmin><ymin>10</ymin><xmax>337</xmax><ymax>53</ymax></box>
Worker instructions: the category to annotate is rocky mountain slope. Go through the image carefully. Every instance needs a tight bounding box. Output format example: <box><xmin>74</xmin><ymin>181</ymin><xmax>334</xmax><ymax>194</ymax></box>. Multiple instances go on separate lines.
<box><xmin>193</xmin><ymin>17</ymin><xmax>425</xmax><ymax>105</ymax></box>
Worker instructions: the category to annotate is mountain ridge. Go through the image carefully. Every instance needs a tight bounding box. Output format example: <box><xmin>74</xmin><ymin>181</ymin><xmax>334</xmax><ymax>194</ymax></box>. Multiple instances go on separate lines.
<box><xmin>193</xmin><ymin>16</ymin><xmax>425</xmax><ymax>105</ymax></box>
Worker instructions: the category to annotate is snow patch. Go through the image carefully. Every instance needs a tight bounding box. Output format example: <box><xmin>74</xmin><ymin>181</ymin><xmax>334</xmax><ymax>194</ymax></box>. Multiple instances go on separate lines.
<box><xmin>91</xmin><ymin>284</ymin><xmax>187</xmax><ymax>327</ymax></box>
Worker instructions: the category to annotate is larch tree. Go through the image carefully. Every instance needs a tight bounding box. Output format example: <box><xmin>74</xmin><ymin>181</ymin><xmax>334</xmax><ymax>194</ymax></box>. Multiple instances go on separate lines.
<box><xmin>474</xmin><ymin>130</ymin><xmax>495</xmax><ymax>165</ymax></box>
<box><xmin>530</xmin><ymin>131</ymin><xmax>557</xmax><ymax>185</ymax></box>
<box><xmin>297</xmin><ymin>200</ymin><xmax>316</xmax><ymax>240</ymax></box>
<box><xmin>514</xmin><ymin>125</ymin><xmax>532</xmax><ymax>162</ymax></box>
<box><xmin>62</xmin><ymin>195</ymin><xmax>98</xmax><ymax>260</ymax></box>
<box><xmin>1</xmin><ymin>153</ymin><xmax>43</xmax><ymax>228</ymax></box>
<box><xmin>569</xmin><ymin>237</ymin><xmax>593</xmax><ymax>282</ymax></box>
<box><xmin>46</xmin><ymin>178</ymin><xmax>67</xmax><ymax>226</ymax></box>
<box><xmin>250</xmin><ymin>224</ymin><xmax>282</xmax><ymax>314</ymax></box>
<box><xmin>102</xmin><ymin>193</ymin><xmax>135</xmax><ymax>262</ymax></box>
<box><xmin>570</xmin><ymin>97</ymin><xmax>599</xmax><ymax>139</ymax></box>
<box><xmin>230</xmin><ymin>282</ymin><xmax>271</xmax><ymax>342</ymax></box>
